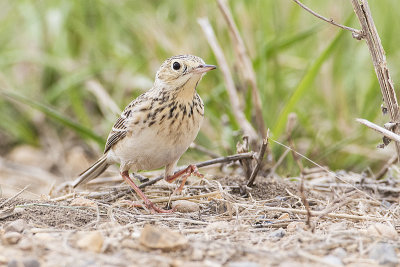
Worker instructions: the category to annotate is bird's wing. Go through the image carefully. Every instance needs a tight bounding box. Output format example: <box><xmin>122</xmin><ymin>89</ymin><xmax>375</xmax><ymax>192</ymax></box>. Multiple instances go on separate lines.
<box><xmin>104</xmin><ymin>94</ymin><xmax>149</xmax><ymax>153</ymax></box>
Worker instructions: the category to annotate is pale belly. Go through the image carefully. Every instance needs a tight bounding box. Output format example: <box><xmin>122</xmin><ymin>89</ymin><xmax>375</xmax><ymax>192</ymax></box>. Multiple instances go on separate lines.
<box><xmin>109</xmin><ymin>115</ymin><xmax>202</xmax><ymax>172</ymax></box>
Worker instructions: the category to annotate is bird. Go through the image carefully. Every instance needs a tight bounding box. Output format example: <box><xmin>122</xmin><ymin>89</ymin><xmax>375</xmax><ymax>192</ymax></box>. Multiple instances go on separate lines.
<box><xmin>72</xmin><ymin>54</ymin><xmax>216</xmax><ymax>213</ymax></box>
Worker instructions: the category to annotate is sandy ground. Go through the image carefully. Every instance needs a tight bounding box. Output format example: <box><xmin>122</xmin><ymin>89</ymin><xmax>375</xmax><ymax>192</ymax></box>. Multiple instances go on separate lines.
<box><xmin>1</xmin><ymin>145</ymin><xmax>400</xmax><ymax>266</ymax></box>
<box><xmin>1</xmin><ymin>167</ymin><xmax>400</xmax><ymax>267</ymax></box>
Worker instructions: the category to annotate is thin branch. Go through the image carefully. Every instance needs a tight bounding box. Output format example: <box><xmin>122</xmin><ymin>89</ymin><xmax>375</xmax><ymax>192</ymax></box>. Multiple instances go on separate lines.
<box><xmin>351</xmin><ymin>0</ymin><xmax>400</xmax><ymax>162</ymax></box>
<box><xmin>261</xmin><ymin>206</ymin><xmax>386</xmax><ymax>222</ymax></box>
<box><xmin>216</xmin><ymin>0</ymin><xmax>267</xmax><ymax>138</ymax></box>
<box><xmin>198</xmin><ymin>17</ymin><xmax>259</xmax><ymax>144</ymax></box>
<box><xmin>189</xmin><ymin>143</ymin><xmax>220</xmax><ymax>158</ymax></box>
<box><xmin>376</xmin><ymin>154</ymin><xmax>397</xmax><ymax>179</ymax></box>
<box><xmin>357</xmin><ymin>118</ymin><xmax>400</xmax><ymax>143</ymax></box>
<box><xmin>146</xmin><ymin>191</ymin><xmax>221</xmax><ymax>204</ymax></box>
<box><xmin>311</xmin><ymin>182</ymin><xmax>400</xmax><ymax>194</ymax></box>
<box><xmin>0</xmin><ymin>185</ymin><xmax>29</xmax><ymax>208</ymax></box>
<box><xmin>292</xmin><ymin>0</ymin><xmax>363</xmax><ymax>39</ymax></box>
<box><xmin>101</xmin><ymin>152</ymin><xmax>255</xmax><ymax>201</ymax></box>
<box><xmin>247</xmin><ymin>134</ymin><xmax>269</xmax><ymax>187</ymax></box>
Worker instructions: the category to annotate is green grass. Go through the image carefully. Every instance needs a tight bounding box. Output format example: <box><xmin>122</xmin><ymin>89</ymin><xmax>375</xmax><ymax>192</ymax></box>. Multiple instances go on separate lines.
<box><xmin>0</xmin><ymin>0</ymin><xmax>398</xmax><ymax>173</ymax></box>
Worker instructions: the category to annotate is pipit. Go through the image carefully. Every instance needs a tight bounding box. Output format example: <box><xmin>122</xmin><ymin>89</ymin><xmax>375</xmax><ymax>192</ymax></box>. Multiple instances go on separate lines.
<box><xmin>73</xmin><ymin>55</ymin><xmax>216</xmax><ymax>213</ymax></box>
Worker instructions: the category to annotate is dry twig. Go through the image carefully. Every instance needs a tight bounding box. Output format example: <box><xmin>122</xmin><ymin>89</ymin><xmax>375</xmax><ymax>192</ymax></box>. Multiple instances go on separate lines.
<box><xmin>260</xmin><ymin>206</ymin><xmax>386</xmax><ymax>222</ymax></box>
<box><xmin>247</xmin><ymin>135</ymin><xmax>269</xmax><ymax>187</ymax></box>
<box><xmin>0</xmin><ymin>185</ymin><xmax>29</xmax><ymax>209</ymax></box>
<box><xmin>376</xmin><ymin>154</ymin><xmax>397</xmax><ymax>179</ymax></box>
<box><xmin>292</xmin><ymin>0</ymin><xmax>362</xmax><ymax>38</ymax></box>
<box><xmin>351</xmin><ymin>0</ymin><xmax>400</xmax><ymax>162</ymax></box>
<box><xmin>357</xmin><ymin>118</ymin><xmax>400</xmax><ymax>143</ymax></box>
<box><xmin>216</xmin><ymin>0</ymin><xmax>266</xmax><ymax>138</ymax></box>
<box><xmin>97</xmin><ymin>152</ymin><xmax>255</xmax><ymax>201</ymax></box>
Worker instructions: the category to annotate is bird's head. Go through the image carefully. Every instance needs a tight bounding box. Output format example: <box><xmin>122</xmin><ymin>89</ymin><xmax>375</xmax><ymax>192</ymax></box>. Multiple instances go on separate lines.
<box><xmin>155</xmin><ymin>55</ymin><xmax>216</xmax><ymax>92</ymax></box>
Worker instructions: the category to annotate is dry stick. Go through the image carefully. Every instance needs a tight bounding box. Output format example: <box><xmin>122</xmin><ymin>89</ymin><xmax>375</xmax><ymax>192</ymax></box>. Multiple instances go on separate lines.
<box><xmin>216</xmin><ymin>0</ymin><xmax>266</xmax><ymax>138</ymax></box>
<box><xmin>0</xmin><ymin>185</ymin><xmax>29</xmax><ymax>209</ymax></box>
<box><xmin>291</xmin><ymin>0</ymin><xmax>362</xmax><ymax>38</ymax></box>
<box><xmin>247</xmin><ymin>135</ymin><xmax>269</xmax><ymax>187</ymax></box>
<box><xmin>357</xmin><ymin>118</ymin><xmax>400</xmax><ymax>143</ymax></box>
<box><xmin>261</xmin><ymin>206</ymin><xmax>386</xmax><ymax>222</ymax></box>
<box><xmin>102</xmin><ymin>152</ymin><xmax>255</xmax><ymax>201</ymax></box>
<box><xmin>315</xmin><ymin>190</ymin><xmax>358</xmax><ymax>222</ymax></box>
<box><xmin>145</xmin><ymin>191</ymin><xmax>220</xmax><ymax>204</ymax></box>
<box><xmin>351</xmin><ymin>0</ymin><xmax>400</xmax><ymax>162</ymax></box>
<box><xmin>376</xmin><ymin>154</ymin><xmax>397</xmax><ymax>179</ymax></box>
<box><xmin>189</xmin><ymin>143</ymin><xmax>220</xmax><ymax>158</ymax></box>
<box><xmin>141</xmin><ymin>152</ymin><xmax>255</xmax><ymax>188</ymax></box>
<box><xmin>312</xmin><ymin>182</ymin><xmax>400</xmax><ymax>194</ymax></box>
<box><xmin>198</xmin><ymin>18</ymin><xmax>258</xmax><ymax>143</ymax></box>
<box><xmin>269</xmin><ymin>148</ymin><xmax>290</xmax><ymax>175</ymax></box>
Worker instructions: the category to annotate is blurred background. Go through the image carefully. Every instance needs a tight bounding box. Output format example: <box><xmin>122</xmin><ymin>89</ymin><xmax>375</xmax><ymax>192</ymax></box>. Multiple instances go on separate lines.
<box><xmin>1</xmin><ymin>0</ymin><xmax>399</xmax><ymax>197</ymax></box>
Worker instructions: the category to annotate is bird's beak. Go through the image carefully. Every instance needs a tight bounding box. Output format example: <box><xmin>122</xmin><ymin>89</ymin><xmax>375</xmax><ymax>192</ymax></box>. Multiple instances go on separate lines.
<box><xmin>193</xmin><ymin>64</ymin><xmax>217</xmax><ymax>74</ymax></box>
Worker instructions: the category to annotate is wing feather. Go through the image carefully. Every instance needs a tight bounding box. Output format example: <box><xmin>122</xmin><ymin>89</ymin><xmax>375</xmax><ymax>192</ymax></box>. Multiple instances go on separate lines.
<box><xmin>104</xmin><ymin>93</ymin><xmax>150</xmax><ymax>153</ymax></box>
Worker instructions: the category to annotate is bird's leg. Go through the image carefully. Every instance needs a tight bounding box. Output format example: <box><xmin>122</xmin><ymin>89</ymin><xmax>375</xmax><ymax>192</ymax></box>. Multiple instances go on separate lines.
<box><xmin>121</xmin><ymin>171</ymin><xmax>172</xmax><ymax>213</ymax></box>
<box><xmin>165</xmin><ymin>165</ymin><xmax>203</xmax><ymax>193</ymax></box>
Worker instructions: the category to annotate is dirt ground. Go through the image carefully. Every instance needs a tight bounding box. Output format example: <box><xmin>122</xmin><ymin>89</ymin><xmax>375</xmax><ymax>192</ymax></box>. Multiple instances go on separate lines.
<box><xmin>1</xmin><ymin>161</ymin><xmax>400</xmax><ymax>267</ymax></box>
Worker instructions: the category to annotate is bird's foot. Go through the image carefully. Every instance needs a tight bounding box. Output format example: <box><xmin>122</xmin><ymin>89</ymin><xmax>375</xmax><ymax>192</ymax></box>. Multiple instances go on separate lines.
<box><xmin>128</xmin><ymin>200</ymin><xmax>174</xmax><ymax>214</ymax></box>
<box><xmin>121</xmin><ymin>171</ymin><xmax>174</xmax><ymax>213</ymax></box>
<box><xmin>166</xmin><ymin>165</ymin><xmax>203</xmax><ymax>194</ymax></box>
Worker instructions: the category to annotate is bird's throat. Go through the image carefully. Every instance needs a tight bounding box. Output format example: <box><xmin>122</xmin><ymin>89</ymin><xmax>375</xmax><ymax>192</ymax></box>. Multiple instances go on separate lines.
<box><xmin>174</xmin><ymin>75</ymin><xmax>202</xmax><ymax>101</ymax></box>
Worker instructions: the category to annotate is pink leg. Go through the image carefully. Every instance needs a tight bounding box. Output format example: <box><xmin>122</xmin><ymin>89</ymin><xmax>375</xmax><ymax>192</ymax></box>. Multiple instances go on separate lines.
<box><xmin>165</xmin><ymin>165</ymin><xmax>203</xmax><ymax>193</ymax></box>
<box><xmin>121</xmin><ymin>171</ymin><xmax>172</xmax><ymax>213</ymax></box>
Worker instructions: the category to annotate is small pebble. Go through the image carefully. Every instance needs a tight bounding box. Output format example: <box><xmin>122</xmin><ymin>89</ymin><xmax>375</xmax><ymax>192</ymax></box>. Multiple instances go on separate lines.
<box><xmin>191</xmin><ymin>248</ymin><xmax>204</xmax><ymax>261</ymax></box>
<box><xmin>331</xmin><ymin>247</ymin><xmax>347</xmax><ymax>259</ymax></box>
<box><xmin>286</xmin><ymin>221</ymin><xmax>306</xmax><ymax>232</ymax></box>
<box><xmin>70</xmin><ymin>197</ymin><xmax>96</xmax><ymax>207</ymax></box>
<box><xmin>367</xmin><ymin>223</ymin><xmax>398</xmax><ymax>239</ymax></box>
<box><xmin>76</xmin><ymin>231</ymin><xmax>104</xmax><ymax>253</ymax></box>
<box><xmin>227</xmin><ymin>261</ymin><xmax>260</xmax><ymax>267</ymax></box>
<box><xmin>23</xmin><ymin>259</ymin><xmax>40</xmax><ymax>267</ymax></box>
<box><xmin>369</xmin><ymin>242</ymin><xmax>398</xmax><ymax>266</ymax></box>
<box><xmin>278</xmin><ymin>213</ymin><xmax>290</xmax><ymax>220</ymax></box>
<box><xmin>171</xmin><ymin>200</ymin><xmax>200</xmax><ymax>213</ymax></box>
<box><xmin>121</xmin><ymin>239</ymin><xmax>137</xmax><ymax>249</ymax></box>
<box><xmin>18</xmin><ymin>238</ymin><xmax>33</xmax><ymax>250</ymax></box>
<box><xmin>322</xmin><ymin>255</ymin><xmax>343</xmax><ymax>266</ymax></box>
<box><xmin>3</xmin><ymin>232</ymin><xmax>22</xmax><ymax>245</ymax></box>
<box><xmin>4</xmin><ymin>219</ymin><xmax>26</xmax><ymax>233</ymax></box>
<box><xmin>139</xmin><ymin>224</ymin><xmax>187</xmax><ymax>251</ymax></box>
<box><xmin>268</xmin><ymin>228</ymin><xmax>286</xmax><ymax>240</ymax></box>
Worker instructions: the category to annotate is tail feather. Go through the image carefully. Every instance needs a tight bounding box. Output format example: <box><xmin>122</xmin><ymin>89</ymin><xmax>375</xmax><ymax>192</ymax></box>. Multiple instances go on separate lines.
<box><xmin>72</xmin><ymin>154</ymin><xmax>110</xmax><ymax>188</ymax></box>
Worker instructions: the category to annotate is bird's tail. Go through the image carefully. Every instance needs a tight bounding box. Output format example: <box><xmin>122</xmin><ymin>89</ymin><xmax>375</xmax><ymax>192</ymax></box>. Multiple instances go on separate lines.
<box><xmin>72</xmin><ymin>154</ymin><xmax>110</xmax><ymax>188</ymax></box>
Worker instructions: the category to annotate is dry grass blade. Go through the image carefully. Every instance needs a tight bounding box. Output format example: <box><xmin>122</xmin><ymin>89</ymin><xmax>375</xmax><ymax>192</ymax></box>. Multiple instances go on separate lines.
<box><xmin>261</xmin><ymin>206</ymin><xmax>386</xmax><ymax>222</ymax></box>
<box><xmin>247</xmin><ymin>135</ymin><xmax>269</xmax><ymax>187</ymax></box>
<box><xmin>376</xmin><ymin>154</ymin><xmax>397</xmax><ymax>179</ymax></box>
<box><xmin>86</xmin><ymin>80</ymin><xmax>121</xmax><ymax>116</ymax></box>
<box><xmin>0</xmin><ymin>185</ymin><xmax>29</xmax><ymax>209</ymax></box>
<box><xmin>216</xmin><ymin>0</ymin><xmax>266</xmax><ymax>138</ymax></box>
<box><xmin>148</xmin><ymin>191</ymin><xmax>220</xmax><ymax>204</ymax></box>
<box><xmin>198</xmin><ymin>17</ymin><xmax>258</xmax><ymax>144</ymax></box>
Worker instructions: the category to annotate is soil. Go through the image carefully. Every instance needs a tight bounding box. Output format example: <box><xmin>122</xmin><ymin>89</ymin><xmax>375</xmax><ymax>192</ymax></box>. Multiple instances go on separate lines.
<box><xmin>1</xmin><ymin>170</ymin><xmax>399</xmax><ymax>267</ymax></box>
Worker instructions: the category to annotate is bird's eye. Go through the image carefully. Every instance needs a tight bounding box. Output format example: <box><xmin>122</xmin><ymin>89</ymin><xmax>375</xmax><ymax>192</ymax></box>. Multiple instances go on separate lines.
<box><xmin>172</xmin><ymin>62</ymin><xmax>181</xmax><ymax>70</ymax></box>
